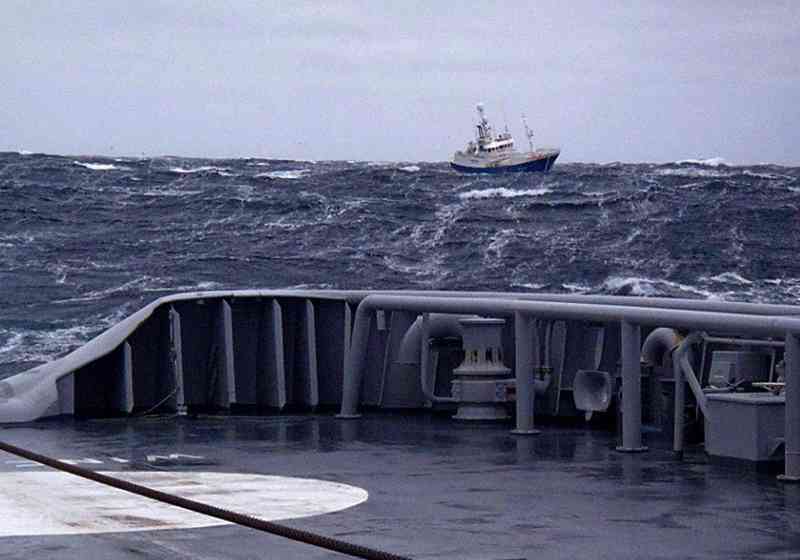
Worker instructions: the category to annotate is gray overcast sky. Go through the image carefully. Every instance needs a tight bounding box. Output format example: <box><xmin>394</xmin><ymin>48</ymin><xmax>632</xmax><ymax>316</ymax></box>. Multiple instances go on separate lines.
<box><xmin>2</xmin><ymin>1</ymin><xmax>798</xmax><ymax>164</ymax></box>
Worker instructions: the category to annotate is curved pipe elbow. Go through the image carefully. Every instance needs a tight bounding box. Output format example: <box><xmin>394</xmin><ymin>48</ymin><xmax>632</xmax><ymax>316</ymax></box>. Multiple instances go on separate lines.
<box><xmin>641</xmin><ymin>327</ymin><xmax>682</xmax><ymax>367</ymax></box>
<box><xmin>397</xmin><ymin>313</ymin><xmax>471</xmax><ymax>364</ymax></box>
<box><xmin>533</xmin><ymin>373</ymin><xmax>552</xmax><ymax>395</ymax></box>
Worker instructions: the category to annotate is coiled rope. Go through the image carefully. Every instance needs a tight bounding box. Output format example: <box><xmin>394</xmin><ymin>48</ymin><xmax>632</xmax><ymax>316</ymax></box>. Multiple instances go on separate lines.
<box><xmin>0</xmin><ymin>439</ymin><xmax>412</xmax><ymax>560</ymax></box>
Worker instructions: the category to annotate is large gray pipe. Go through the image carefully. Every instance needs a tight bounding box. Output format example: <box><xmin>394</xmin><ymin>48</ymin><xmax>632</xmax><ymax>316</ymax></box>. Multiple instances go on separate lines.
<box><xmin>397</xmin><ymin>313</ymin><xmax>470</xmax><ymax>403</ymax></box>
<box><xmin>396</xmin><ymin>314</ymin><xmax>468</xmax><ymax>365</ymax></box>
<box><xmin>641</xmin><ymin>327</ymin><xmax>682</xmax><ymax>367</ymax></box>
<box><xmin>333</xmin><ymin>290</ymin><xmax>800</xmax><ymax>317</ymax></box>
<box><xmin>672</xmin><ymin>332</ymin><xmax>706</xmax><ymax>456</ymax></box>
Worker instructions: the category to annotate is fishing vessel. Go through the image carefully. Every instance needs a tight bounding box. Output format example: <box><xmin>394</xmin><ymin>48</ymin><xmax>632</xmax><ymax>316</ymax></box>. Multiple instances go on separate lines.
<box><xmin>450</xmin><ymin>104</ymin><xmax>560</xmax><ymax>173</ymax></box>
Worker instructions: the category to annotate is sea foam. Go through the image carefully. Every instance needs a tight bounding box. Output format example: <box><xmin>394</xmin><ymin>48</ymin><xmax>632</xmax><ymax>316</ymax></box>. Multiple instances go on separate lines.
<box><xmin>73</xmin><ymin>161</ymin><xmax>127</xmax><ymax>171</ymax></box>
<box><xmin>256</xmin><ymin>170</ymin><xmax>310</xmax><ymax>180</ymax></box>
<box><xmin>674</xmin><ymin>157</ymin><xmax>729</xmax><ymax>167</ymax></box>
<box><xmin>459</xmin><ymin>187</ymin><xmax>551</xmax><ymax>200</ymax></box>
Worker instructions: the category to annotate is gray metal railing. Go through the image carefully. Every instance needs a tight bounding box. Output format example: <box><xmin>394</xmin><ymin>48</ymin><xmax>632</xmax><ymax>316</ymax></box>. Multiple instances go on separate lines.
<box><xmin>337</xmin><ymin>294</ymin><xmax>800</xmax><ymax>479</ymax></box>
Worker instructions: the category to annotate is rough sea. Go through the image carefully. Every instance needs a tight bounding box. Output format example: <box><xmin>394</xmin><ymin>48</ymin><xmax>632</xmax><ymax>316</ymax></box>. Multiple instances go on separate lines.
<box><xmin>2</xmin><ymin>151</ymin><xmax>799</xmax><ymax>378</ymax></box>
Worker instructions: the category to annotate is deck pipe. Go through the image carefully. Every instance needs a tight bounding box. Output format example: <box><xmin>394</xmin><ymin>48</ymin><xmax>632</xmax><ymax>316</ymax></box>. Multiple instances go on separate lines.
<box><xmin>671</xmin><ymin>333</ymin><xmax>706</xmax><ymax>457</ymax></box>
<box><xmin>338</xmin><ymin>295</ymin><xmax>800</xmax><ymax>474</ymax></box>
<box><xmin>640</xmin><ymin>328</ymin><xmax>682</xmax><ymax>368</ymax></box>
<box><xmin>396</xmin><ymin>313</ymin><xmax>468</xmax><ymax>403</ymax></box>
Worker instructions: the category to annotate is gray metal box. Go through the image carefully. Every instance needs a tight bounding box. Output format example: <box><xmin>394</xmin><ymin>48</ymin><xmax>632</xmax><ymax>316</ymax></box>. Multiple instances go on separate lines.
<box><xmin>707</xmin><ymin>351</ymin><xmax>770</xmax><ymax>388</ymax></box>
<box><xmin>705</xmin><ymin>393</ymin><xmax>785</xmax><ymax>462</ymax></box>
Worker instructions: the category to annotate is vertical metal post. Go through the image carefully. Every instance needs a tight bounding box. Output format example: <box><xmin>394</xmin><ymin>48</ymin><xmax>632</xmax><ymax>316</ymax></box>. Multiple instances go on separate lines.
<box><xmin>420</xmin><ymin>313</ymin><xmax>431</xmax><ymax>401</ymax></box>
<box><xmin>168</xmin><ymin>306</ymin><xmax>187</xmax><ymax>416</ymax></box>
<box><xmin>617</xmin><ymin>320</ymin><xmax>646</xmax><ymax>452</ymax></box>
<box><xmin>672</xmin><ymin>350</ymin><xmax>685</xmax><ymax>457</ymax></box>
<box><xmin>219</xmin><ymin>299</ymin><xmax>236</xmax><ymax>407</ymax></box>
<box><xmin>779</xmin><ymin>332</ymin><xmax>800</xmax><ymax>481</ymax></box>
<box><xmin>343</xmin><ymin>302</ymin><xmax>352</xmax><ymax>385</ymax></box>
<box><xmin>512</xmin><ymin>312</ymin><xmax>540</xmax><ymax>435</ymax></box>
<box><xmin>304</xmin><ymin>299</ymin><xmax>319</xmax><ymax>408</ymax></box>
<box><xmin>121</xmin><ymin>341</ymin><xmax>134</xmax><ymax>414</ymax></box>
<box><xmin>337</xmin><ymin>306</ymin><xmax>372</xmax><ymax>418</ymax></box>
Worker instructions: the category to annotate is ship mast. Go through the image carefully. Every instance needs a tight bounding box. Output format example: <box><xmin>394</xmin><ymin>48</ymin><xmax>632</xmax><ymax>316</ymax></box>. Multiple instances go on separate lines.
<box><xmin>475</xmin><ymin>103</ymin><xmax>493</xmax><ymax>146</ymax></box>
<box><xmin>521</xmin><ymin>114</ymin><xmax>534</xmax><ymax>152</ymax></box>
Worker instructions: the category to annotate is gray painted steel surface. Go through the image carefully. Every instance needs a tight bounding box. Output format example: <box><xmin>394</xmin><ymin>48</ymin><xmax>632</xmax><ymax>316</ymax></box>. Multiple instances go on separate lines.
<box><xmin>3</xmin><ymin>289</ymin><xmax>800</xmax><ymax>478</ymax></box>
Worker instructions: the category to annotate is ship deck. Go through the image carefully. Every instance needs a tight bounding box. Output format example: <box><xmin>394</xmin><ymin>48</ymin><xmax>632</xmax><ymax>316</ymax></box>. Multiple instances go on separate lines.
<box><xmin>1</xmin><ymin>412</ymin><xmax>798</xmax><ymax>559</ymax></box>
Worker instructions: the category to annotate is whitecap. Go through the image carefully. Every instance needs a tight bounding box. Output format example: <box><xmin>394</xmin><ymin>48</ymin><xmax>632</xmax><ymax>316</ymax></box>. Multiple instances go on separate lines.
<box><xmin>255</xmin><ymin>170</ymin><xmax>310</xmax><ymax>180</ymax></box>
<box><xmin>459</xmin><ymin>187</ymin><xmax>551</xmax><ymax>200</ymax></box>
<box><xmin>0</xmin><ymin>308</ymin><xmax>130</xmax><ymax>366</ymax></box>
<box><xmin>399</xmin><ymin>165</ymin><xmax>420</xmax><ymax>173</ymax></box>
<box><xmin>675</xmin><ymin>157</ymin><xmax>729</xmax><ymax>167</ymax></box>
<box><xmin>703</xmin><ymin>272</ymin><xmax>753</xmax><ymax>285</ymax></box>
<box><xmin>143</xmin><ymin>281</ymin><xmax>224</xmax><ymax>292</ymax></box>
<box><xmin>583</xmin><ymin>190</ymin><xmax>614</xmax><ymax>197</ymax></box>
<box><xmin>511</xmin><ymin>282</ymin><xmax>548</xmax><ymax>290</ymax></box>
<box><xmin>624</xmin><ymin>228</ymin><xmax>642</xmax><ymax>244</ymax></box>
<box><xmin>73</xmin><ymin>161</ymin><xmax>127</xmax><ymax>171</ymax></box>
<box><xmin>382</xmin><ymin>254</ymin><xmax>445</xmax><ymax>280</ymax></box>
<box><xmin>53</xmin><ymin>275</ymin><xmax>164</xmax><ymax>303</ymax></box>
<box><xmin>742</xmin><ymin>170</ymin><xmax>786</xmax><ymax>180</ymax></box>
<box><xmin>141</xmin><ymin>188</ymin><xmax>204</xmax><ymax>197</ymax></box>
<box><xmin>562</xmin><ymin>283</ymin><xmax>592</xmax><ymax>293</ymax></box>
<box><xmin>169</xmin><ymin>166</ymin><xmax>230</xmax><ymax>174</ymax></box>
<box><xmin>601</xmin><ymin>275</ymin><xmax>714</xmax><ymax>298</ymax></box>
<box><xmin>483</xmin><ymin>229</ymin><xmax>516</xmax><ymax>265</ymax></box>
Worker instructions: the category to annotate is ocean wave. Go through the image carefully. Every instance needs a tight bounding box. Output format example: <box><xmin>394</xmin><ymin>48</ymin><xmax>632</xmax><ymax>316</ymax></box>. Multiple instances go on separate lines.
<box><xmin>169</xmin><ymin>165</ymin><xmax>232</xmax><ymax>175</ymax></box>
<box><xmin>0</xmin><ymin>308</ymin><xmax>130</xmax><ymax>366</ymax></box>
<box><xmin>459</xmin><ymin>187</ymin><xmax>551</xmax><ymax>200</ymax></box>
<box><xmin>511</xmin><ymin>282</ymin><xmax>549</xmax><ymax>291</ymax></box>
<box><xmin>483</xmin><ymin>229</ymin><xmax>516</xmax><ymax>266</ymax></box>
<box><xmin>654</xmin><ymin>167</ymin><xmax>731</xmax><ymax>179</ymax></box>
<box><xmin>382</xmin><ymin>254</ymin><xmax>446</xmax><ymax>281</ymax></box>
<box><xmin>599</xmin><ymin>275</ymin><xmax>715</xmax><ymax>298</ymax></box>
<box><xmin>741</xmin><ymin>170</ymin><xmax>789</xmax><ymax>180</ymax></box>
<box><xmin>53</xmin><ymin>275</ymin><xmax>170</xmax><ymax>304</ymax></box>
<box><xmin>674</xmin><ymin>157</ymin><xmax>729</xmax><ymax>167</ymax></box>
<box><xmin>562</xmin><ymin>283</ymin><xmax>592</xmax><ymax>293</ymax></box>
<box><xmin>141</xmin><ymin>188</ymin><xmax>204</xmax><ymax>197</ymax></box>
<box><xmin>73</xmin><ymin>161</ymin><xmax>128</xmax><ymax>171</ymax></box>
<box><xmin>255</xmin><ymin>169</ymin><xmax>311</xmax><ymax>180</ymax></box>
<box><xmin>583</xmin><ymin>190</ymin><xmax>616</xmax><ymax>197</ymax></box>
<box><xmin>399</xmin><ymin>165</ymin><xmax>420</xmax><ymax>172</ymax></box>
<box><xmin>702</xmin><ymin>272</ymin><xmax>754</xmax><ymax>285</ymax></box>
<box><xmin>143</xmin><ymin>281</ymin><xmax>224</xmax><ymax>293</ymax></box>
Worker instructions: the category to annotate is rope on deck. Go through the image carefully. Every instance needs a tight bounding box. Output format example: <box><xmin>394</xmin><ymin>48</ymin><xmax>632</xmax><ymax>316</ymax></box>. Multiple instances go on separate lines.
<box><xmin>0</xmin><ymin>439</ymin><xmax>413</xmax><ymax>560</ymax></box>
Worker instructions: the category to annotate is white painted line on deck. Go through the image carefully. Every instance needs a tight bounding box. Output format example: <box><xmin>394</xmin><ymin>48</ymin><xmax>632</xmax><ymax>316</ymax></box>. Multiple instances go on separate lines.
<box><xmin>0</xmin><ymin>471</ymin><xmax>368</xmax><ymax>537</ymax></box>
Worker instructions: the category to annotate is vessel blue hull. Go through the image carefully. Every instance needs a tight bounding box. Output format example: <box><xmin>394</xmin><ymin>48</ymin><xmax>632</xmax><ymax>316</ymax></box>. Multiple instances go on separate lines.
<box><xmin>450</xmin><ymin>154</ymin><xmax>558</xmax><ymax>174</ymax></box>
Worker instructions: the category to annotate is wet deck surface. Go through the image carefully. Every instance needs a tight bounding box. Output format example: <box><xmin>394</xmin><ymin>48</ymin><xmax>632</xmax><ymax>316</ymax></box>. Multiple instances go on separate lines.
<box><xmin>1</xmin><ymin>413</ymin><xmax>799</xmax><ymax>559</ymax></box>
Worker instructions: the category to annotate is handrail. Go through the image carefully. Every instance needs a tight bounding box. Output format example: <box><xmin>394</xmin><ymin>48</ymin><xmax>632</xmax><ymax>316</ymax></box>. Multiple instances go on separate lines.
<box><xmin>338</xmin><ymin>294</ymin><xmax>800</xmax><ymax>478</ymax></box>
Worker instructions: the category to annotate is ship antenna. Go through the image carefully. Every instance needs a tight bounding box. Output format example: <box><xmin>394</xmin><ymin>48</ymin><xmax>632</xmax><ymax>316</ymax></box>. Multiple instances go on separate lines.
<box><xmin>522</xmin><ymin>114</ymin><xmax>534</xmax><ymax>152</ymax></box>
